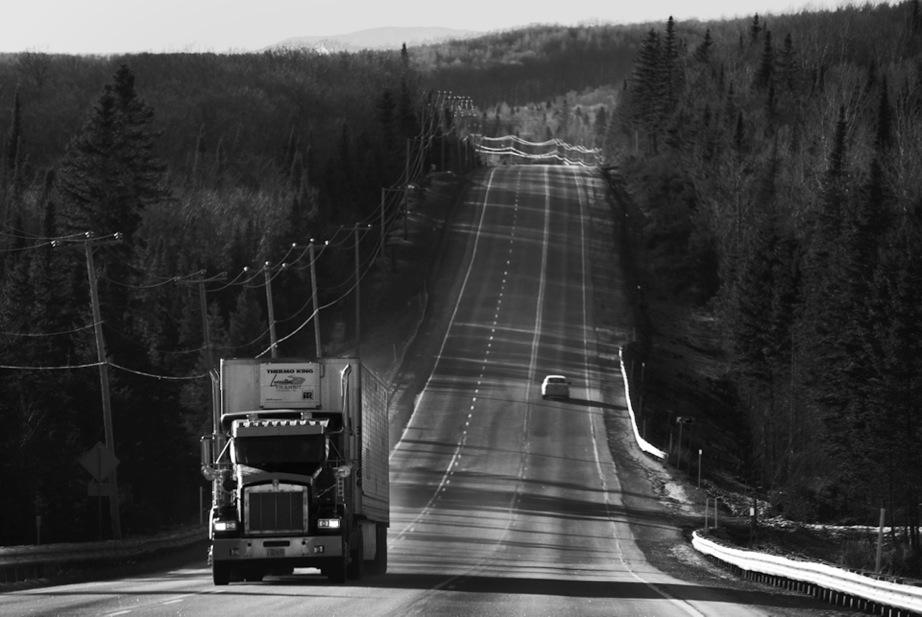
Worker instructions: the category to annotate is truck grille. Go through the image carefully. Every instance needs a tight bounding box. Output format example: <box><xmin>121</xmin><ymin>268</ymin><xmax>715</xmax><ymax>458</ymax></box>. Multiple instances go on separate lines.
<box><xmin>245</xmin><ymin>486</ymin><xmax>307</xmax><ymax>534</ymax></box>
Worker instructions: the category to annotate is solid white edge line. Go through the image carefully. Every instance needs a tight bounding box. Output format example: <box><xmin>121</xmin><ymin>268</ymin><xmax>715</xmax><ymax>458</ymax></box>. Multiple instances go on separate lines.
<box><xmin>571</xmin><ymin>166</ymin><xmax>704</xmax><ymax>617</ymax></box>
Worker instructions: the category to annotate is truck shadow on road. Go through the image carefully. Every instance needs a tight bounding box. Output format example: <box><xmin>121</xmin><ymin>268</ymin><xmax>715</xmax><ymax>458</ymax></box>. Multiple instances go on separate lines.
<box><xmin>356</xmin><ymin>572</ymin><xmax>828</xmax><ymax>611</ymax></box>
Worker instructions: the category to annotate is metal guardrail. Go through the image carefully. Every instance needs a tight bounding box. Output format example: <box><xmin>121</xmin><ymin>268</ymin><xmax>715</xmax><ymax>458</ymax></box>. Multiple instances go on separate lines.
<box><xmin>0</xmin><ymin>526</ymin><xmax>207</xmax><ymax>584</ymax></box>
<box><xmin>692</xmin><ymin>531</ymin><xmax>922</xmax><ymax>615</ymax></box>
<box><xmin>618</xmin><ymin>346</ymin><xmax>667</xmax><ymax>460</ymax></box>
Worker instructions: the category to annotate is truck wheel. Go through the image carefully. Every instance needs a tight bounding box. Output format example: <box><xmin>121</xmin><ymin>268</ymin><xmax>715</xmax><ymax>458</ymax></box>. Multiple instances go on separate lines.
<box><xmin>327</xmin><ymin>541</ymin><xmax>348</xmax><ymax>584</ymax></box>
<box><xmin>367</xmin><ymin>522</ymin><xmax>388</xmax><ymax>575</ymax></box>
<box><xmin>213</xmin><ymin>562</ymin><xmax>230</xmax><ymax>586</ymax></box>
<box><xmin>347</xmin><ymin>529</ymin><xmax>364</xmax><ymax>580</ymax></box>
<box><xmin>372</xmin><ymin>523</ymin><xmax>387</xmax><ymax>574</ymax></box>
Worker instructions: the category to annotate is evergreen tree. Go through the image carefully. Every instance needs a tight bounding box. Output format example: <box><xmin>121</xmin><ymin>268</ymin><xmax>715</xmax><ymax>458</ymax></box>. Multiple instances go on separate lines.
<box><xmin>397</xmin><ymin>77</ymin><xmax>418</xmax><ymax>139</ymax></box>
<box><xmin>39</xmin><ymin>169</ymin><xmax>56</xmax><ymax>248</ymax></box>
<box><xmin>213</xmin><ymin>137</ymin><xmax>227</xmax><ymax>189</ymax></box>
<box><xmin>190</xmin><ymin>122</ymin><xmax>207</xmax><ymax>188</ymax></box>
<box><xmin>765</xmin><ymin>82</ymin><xmax>777</xmax><ymax>132</ymax></box>
<box><xmin>874</xmin><ymin>76</ymin><xmax>893</xmax><ymax>154</ymax></box>
<box><xmin>733</xmin><ymin>111</ymin><xmax>746</xmax><ymax>155</ymax></box>
<box><xmin>728</xmin><ymin>148</ymin><xmax>800</xmax><ymax>482</ymax></box>
<box><xmin>694</xmin><ymin>29</ymin><xmax>713</xmax><ymax>63</ymax></box>
<box><xmin>779</xmin><ymin>33</ymin><xmax>798</xmax><ymax>93</ymax></box>
<box><xmin>0</xmin><ymin>230</ymin><xmax>82</xmax><ymax>542</ymax></box>
<box><xmin>866</xmin><ymin>208</ymin><xmax>922</xmax><ymax>552</ymax></box>
<box><xmin>593</xmin><ymin>106</ymin><xmax>608</xmax><ymax>147</ymax></box>
<box><xmin>56</xmin><ymin>64</ymin><xmax>171</xmax><ymax>360</ymax></box>
<box><xmin>627</xmin><ymin>29</ymin><xmax>664</xmax><ymax>153</ymax></box>
<box><xmin>59</xmin><ymin>64</ymin><xmax>169</xmax><ymax>242</ymax></box>
<box><xmin>812</xmin><ymin>143</ymin><xmax>893</xmax><ymax>511</ymax></box>
<box><xmin>5</xmin><ymin>89</ymin><xmax>22</xmax><ymax>182</ymax></box>
<box><xmin>3</xmin><ymin>89</ymin><xmax>25</xmax><ymax>232</ymax></box>
<box><xmin>663</xmin><ymin>16</ymin><xmax>681</xmax><ymax>113</ymax></box>
<box><xmin>400</xmin><ymin>42</ymin><xmax>410</xmax><ymax>71</ymax></box>
<box><xmin>377</xmin><ymin>85</ymin><xmax>397</xmax><ymax>144</ymax></box>
<box><xmin>750</xmin><ymin>14</ymin><xmax>762</xmax><ymax>43</ymax></box>
<box><xmin>334</xmin><ymin>121</ymin><xmax>355</xmax><ymax>222</ymax></box>
<box><xmin>376</xmin><ymin>84</ymin><xmax>401</xmax><ymax>180</ymax></box>
<box><xmin>228</xmin><ymin>289</ymin><xmax>267</xmax><ymax>357</ymax></box>
<box><xmin>724</xmin><ymin>83</ymin><xmax>738</xmax><ymax>129</ymax></box>
<box><xmin>755</xmin><ymin>30</ymin><xmax>774</xmax><ymax>89</ymax></box>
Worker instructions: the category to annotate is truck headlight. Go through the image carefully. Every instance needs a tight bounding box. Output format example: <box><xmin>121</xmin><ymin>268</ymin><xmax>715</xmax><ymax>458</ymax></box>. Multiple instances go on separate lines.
<box><xmin>214</xmin><ymin>519</ymin><xmax>238</xmax><ymax>533</ymax></box>
<box><xmin>317</xmin><ymin>518</ymin><xmax>341</xmax><ymax>530</ymax></box>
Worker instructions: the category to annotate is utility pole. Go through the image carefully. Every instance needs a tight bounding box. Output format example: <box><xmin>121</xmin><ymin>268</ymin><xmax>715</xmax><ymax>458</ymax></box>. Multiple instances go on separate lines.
<box><xmin>440</xmin><ymin>105</ymin><xmax>447</xmax><ymax>171</ymax></box>
<box><xmin>189</xmin><ymin>272</ymin><xmax>226</xmax><ymax>370</ymax></box>
<box><xmin>379</xmin><ymin>189</ymin><xmax>386</xmax><ymax>264</ymax></box>
<box><xmin>404</xmin><ymin>138</ymin><xmax>410</xmax><ymax>240</ymax></box>
<box><xmin>263</xmin><ymin>262</ymin><xmax>282</xmax><ymax>358</ymax></box>
<box><xmin>198</xmin><ymin>283</ymin><xmax>212</xmax><ymax>368</ymax></box>
<box><xmin>354</xmin><ymin>225</ymin><xmax>361</xmax><ymax>357</ymax></box>
<box><xmin>308</xmin><ymin>240</ymin><xmax>323</xmax><ymax>359</ymax></box>
<box><xmin>84</xmin><ymin>233</ymin><xmax>122</xmax><ymax>541</ymax></box>
<box><xmin>187</xmin><ymin>272</ymin><xmax>226</xmax><ymax>431</ymax></box>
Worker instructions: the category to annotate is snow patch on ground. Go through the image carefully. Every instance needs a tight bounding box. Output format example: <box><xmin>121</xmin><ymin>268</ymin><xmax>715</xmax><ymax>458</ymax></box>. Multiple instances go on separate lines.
<box><xmin>663</xmin><ymin>480</ymin><xmax>690</xmax><ymax>504</ymax></box>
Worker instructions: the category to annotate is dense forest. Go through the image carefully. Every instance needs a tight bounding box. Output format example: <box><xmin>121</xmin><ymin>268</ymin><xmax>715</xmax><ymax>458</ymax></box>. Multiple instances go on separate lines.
<box><xmin>607</xmin><ymin>0</ymin><xmax>922</xmax><ymax>573</ymax></box>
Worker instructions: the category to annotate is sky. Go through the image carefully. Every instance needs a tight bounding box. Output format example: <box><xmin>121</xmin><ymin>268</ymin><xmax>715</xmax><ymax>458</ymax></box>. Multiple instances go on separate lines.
<box><xmin>1</xmin><ymin>0</ymin><xmax>889</xmax><ymax>55</ymax></box>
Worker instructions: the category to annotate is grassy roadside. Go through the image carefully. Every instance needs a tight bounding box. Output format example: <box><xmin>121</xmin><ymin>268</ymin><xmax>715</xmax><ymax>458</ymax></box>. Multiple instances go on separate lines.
<box><xmin>356</xmin><ymin>170</ymin><xmax>475</xmax><ymax>451</ymax></box>
<box><xmin>360</xmin><ymin>171</ymin><xmax>468</xmax><ymax>383</ymax></box>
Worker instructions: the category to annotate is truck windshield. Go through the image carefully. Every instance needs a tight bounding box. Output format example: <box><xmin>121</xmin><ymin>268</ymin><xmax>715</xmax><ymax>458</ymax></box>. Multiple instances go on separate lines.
<box><xmin>234</xmin><ymin>434</ymin><xmax>327</xmax><ymax>467</ymax></box>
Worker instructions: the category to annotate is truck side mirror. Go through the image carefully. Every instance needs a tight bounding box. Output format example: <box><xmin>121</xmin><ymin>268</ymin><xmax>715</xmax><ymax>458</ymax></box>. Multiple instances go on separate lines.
<box><xmin>200</xmin><ymin>434</ymin><xmax>215</xmax><ymax>480</ymax></box>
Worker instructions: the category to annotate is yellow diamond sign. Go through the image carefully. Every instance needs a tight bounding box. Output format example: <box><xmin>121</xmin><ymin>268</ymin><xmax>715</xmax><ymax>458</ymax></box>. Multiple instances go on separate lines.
<box><xmin>79</xmin><ymin>441</ymin><xmax>119</xmax><ymax>482</ymax></box>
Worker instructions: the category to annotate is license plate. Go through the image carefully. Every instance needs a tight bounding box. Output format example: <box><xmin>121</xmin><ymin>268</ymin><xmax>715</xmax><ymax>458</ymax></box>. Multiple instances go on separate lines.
<box><xmin>266</xmin><ymin>548</ymin><xmax>285</xmax><ymax>558</ymax></box>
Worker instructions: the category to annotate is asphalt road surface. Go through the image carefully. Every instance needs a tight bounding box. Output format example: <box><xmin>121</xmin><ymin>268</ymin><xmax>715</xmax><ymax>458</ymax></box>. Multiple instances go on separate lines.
<box><xmin>4</xmin><ymin>166</ymin><xmax>831</xmax><ymax>616</ymax></box>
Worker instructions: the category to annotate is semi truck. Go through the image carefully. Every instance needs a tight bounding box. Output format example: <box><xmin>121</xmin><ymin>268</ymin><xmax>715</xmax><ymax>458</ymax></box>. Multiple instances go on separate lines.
<box><xmin>200</xmin><ymin>357</ymin><xmax>389</xmax><ymax>585</ymax></box>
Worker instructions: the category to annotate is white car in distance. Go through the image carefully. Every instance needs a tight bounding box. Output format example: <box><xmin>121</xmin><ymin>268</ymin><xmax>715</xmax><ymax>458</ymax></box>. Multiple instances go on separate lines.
<box><xmin>541</xmin><ymin>374</ymin><xmax>570</xmax><ymax>400</ymax></box>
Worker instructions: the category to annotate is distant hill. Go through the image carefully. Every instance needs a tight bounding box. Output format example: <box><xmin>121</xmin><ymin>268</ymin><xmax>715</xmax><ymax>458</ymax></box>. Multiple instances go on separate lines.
<box><xmin>267</xmin><ymin>26</ymin><xmax>481</xmax><ymax>53</ymax></box>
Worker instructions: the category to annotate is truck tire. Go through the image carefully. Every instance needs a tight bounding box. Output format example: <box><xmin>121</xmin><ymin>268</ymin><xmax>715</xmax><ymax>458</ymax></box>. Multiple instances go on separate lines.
<box><xmin>347</xmin><ymin>528</ymin><xmax>364</xmax><ymax>580</ymax></box>
<box><xmin>327</xmin><ymin>541</ymin><xmax>348</xmax><ymax>584</ymax></box>
<box><xmin>367</xmin><ymin>522</ymin><xmax>388</xmax><ymax>575</ymax></box>
<box><xmin>213</xmin><ymin>562</ymin><xmax>230</xmax><ymax>586</ymax></box>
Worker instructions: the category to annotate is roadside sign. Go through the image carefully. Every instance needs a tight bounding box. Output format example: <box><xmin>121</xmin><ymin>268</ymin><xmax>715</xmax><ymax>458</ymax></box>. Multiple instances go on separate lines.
<box><xmin>79</xmin><ymin>441</ymin><xmax>119</xmax><ymax>481</ymax></box>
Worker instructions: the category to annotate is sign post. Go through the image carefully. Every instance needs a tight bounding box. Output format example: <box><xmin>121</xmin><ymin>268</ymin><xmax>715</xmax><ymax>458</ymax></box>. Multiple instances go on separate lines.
<box><xmin>79</xmin><ymin>441</ymin><xmax>120</xmax><ymax>540</ymax></box>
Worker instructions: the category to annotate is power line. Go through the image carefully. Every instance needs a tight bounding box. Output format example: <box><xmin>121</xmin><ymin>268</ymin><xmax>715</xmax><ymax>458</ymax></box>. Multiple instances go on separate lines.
<box><xmin>0</xmin><ymin>360</ymin><xmax>104</xmax><ymax>371</ymax></box>
<box><xmin>1</xmin><ymin>91</ymin><xmax>481</xmax><ymax>362</ymax></box>
<box><xmin>0</xmin><ymin>322</ymin><xmax>98</xmax><ymax>337</ymax></box>
<box><xmin>110</xmin><ymin>362</ymin><xmax>209</xmax><ymax>381</ymax></box>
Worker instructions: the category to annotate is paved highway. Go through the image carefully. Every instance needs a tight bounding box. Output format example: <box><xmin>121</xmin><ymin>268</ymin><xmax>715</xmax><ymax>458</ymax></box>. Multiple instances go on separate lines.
<box><xmin>4</xmin><ymin>166</ymin><xmax>821</xmax><ymax>616</ymax></box>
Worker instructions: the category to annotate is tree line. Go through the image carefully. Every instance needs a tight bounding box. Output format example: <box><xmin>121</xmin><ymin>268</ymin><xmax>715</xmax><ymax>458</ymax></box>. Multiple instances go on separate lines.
<box><xmin>414</xmin><ymin>24</ymin><xmax>645</xmax><ymax>108</ymax></box>
<box><xmin>612</xmin><ymin>1</ymin><xmax>922</xmax><ymax>571</ymax></box>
